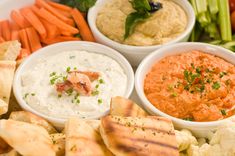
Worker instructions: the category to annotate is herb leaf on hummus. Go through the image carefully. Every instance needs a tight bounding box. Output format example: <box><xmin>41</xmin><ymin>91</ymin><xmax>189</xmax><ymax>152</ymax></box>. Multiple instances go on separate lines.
<box><xmin>124</xmin><ymin>0</ymin><xmax>162</xmax><ymax>39</ymax></box>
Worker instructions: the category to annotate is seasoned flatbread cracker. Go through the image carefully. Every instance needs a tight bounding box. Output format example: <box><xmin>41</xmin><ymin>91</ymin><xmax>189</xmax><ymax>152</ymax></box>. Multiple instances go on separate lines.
<box><xmin>100</xmin><ymin>115</ymin><xmax>179</xmax><ymax>156</ymax></box>
<box><xmin>0</xmin><ymin>119</ymin><xmax>56</xmax><ymax>156</ymax></box>
<box><xmin>0</xmin><ymin>137</ymin><xmax>11</xmax><ymax>154</ymax></box>
<box><xmin>0</xmin><ymin>149</ymin><xmax>19</xmax><ymax>156</ymax></box>
<box><xmin>110</xmin><ymin>96</ymin><xmax>148</xmax><ymax>117</ymax></box>
<box><xmin>9</xmin><ymin>111</ymin><xmax>57</xmax><ymax>134</ymax></box>
<box><xmin>0</xmin><ymin>61</ymin><xmax>16</xmax><ymax>115</ymax></box>
<box><xmin>50</xmin><ymin>133</ymin><xmax>65</xmax><ymax>156</ymax></box>
<box><xmin>0</xmin><ymin>41</ymin><xmax>21</xmax><ymax>61</ymax></box>
<box><xmin>65</xmin><ymin>118</ymin><xmax>113</xmax><ymax>156</ymax></box>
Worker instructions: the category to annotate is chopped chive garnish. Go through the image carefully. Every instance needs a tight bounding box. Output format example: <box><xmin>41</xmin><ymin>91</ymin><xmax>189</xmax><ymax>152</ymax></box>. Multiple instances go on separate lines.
<box><xmin>50</xmin><ymin>72</ymin><xmax>56</xmax><ymax>77</ymax></box>
<box><xmin>221</xmin><ymin>109</ymin><xmax>227</xmax><ymax>115</ymax></box>
<box><xmin>76</xmin><ymin>99</ymin><xmax>80</xmax><ymax>104</ymax></box>
<box><xmin>171</xmin><ymin>92</ymin><xmax>178</xmax><ymax>97</ymax></box>
<box><xmin>99</xmin><ymin>79</ymin><xmax>105</xmax><ymax>84</ymax></box>
<box><xmin>92</xmin><ymin>90</ymin><xmax>99</xmax><ymax>96</ymax></box>
<box><xmin>98</xmin><ymin>99</ymin><xmax>102</xmax><ymax>104</ymax></box>
<box><xmin>212</xmin><ymin>81</ymin><xmax>220</xmax><ymax>90</ymax></box>
<box><xmin>183</xmin><ymin>117</ymin><xmax>193</xmax><ymax>121</ymax></box>
<box><xmin>225</xmin><ymin>79</ymin><xmax>231</xmax><ymax>86</ymax></box>
<box><xmin>196</xmin><ymin>67</ymin><xmax>201</xmax><ymax>73</ymax></box>
<box><xmin>66</xmin><ymin>67</ymin><xmax>71</xmax><ymax>72</ymax></box>
<box><xmin>31</xmin><ymin>93</ymin><xmax>35</xmax><ymax>96</ymax></box>
<box><xmin>74</xmin><ymin>67</ymin><xmax>77</xmax><ymax>70</ymax></box>
<box><xmin>191</xmin><ymin>63</ymin><xmax>195</xmax><ymax>69</ymax></box>
<box><xmin>58</xmin><ymin>94</ymin><xmax>62</xmax><ymax>98</ymax></box>
<box><xmin>95</xmin><ymin>84</ymin><xmax>99</xmax><ymax>89</ymax></box>
<box><xmin>219</xmin><ymin>72</ymin><xmax>227</xmax><ymax>78</ymax></box>
<box><xmin>24</xmin><ymin>93</ymin><xmax>29</xmax><ymax>99</ymax></box>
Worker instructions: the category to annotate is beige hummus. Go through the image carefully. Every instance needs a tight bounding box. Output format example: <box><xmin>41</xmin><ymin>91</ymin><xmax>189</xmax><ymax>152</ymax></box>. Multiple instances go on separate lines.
<box><xmin>96</xmin><ymin>0</ymin><xmax>188</xmax><ymax>46</ymax></box>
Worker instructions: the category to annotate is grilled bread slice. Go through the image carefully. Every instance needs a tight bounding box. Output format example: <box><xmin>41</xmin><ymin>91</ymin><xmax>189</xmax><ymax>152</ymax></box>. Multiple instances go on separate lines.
<box><xmin>65</xmin><ymin>118</ymin><xmax>113</xmax><ymax>156</ymax></box>
<box><xmin>0</xmin><ymin>61</ymin><xmax>16</xmax><ymax>115</ymax></box>
<box><xmin>110</xmin><ymin>96</ymin><xmax>148</xmax><ymax>117</ymax></box>
<box><xmin>9</xmin><ymin>111</ymin><xmax>57</xmax><ymax>134</ymax></box>
<box><xmin>0</xmin><ymin>119</ymin><xmax>55</xmax><ymax>156</ymax></box>
<box><xmin>100</xmin><ymin>115</ymin><xmax>179</xmax><ymax>156</ymax></box>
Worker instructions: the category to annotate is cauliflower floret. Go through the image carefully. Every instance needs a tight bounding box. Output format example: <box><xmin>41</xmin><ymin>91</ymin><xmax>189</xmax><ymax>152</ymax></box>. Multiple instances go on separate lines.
<box><xmin>175</xmin><ymin>129</ymin><xmax>198</xmax><ymax>152</ymax></box>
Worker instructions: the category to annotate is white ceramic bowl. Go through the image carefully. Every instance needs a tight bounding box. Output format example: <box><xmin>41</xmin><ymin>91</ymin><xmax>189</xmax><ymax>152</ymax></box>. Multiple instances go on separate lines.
<box><xmin>88</xmin><ymin>0</ymin><xmax>195</xmax><ymax>67</ymax></box>
<box><xmin>135</xmin><ymin>42</ymin><xmax>235</xmax><ymax>138</ymax></box>
<box><xmin>13</xmin><ymin>41</ymin><xmax>134</xmax><ymax>128</ymax></box>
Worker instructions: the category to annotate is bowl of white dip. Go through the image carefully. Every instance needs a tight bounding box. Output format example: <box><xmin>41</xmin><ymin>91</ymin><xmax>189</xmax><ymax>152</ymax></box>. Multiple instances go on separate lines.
<box><xmin>88</xmin><ymin>0</ymin><xmax>195</xmax><ymax>66</ymax></box>
<box><xmin>13</xmin><ymin>41</ymin><xmax>134</xmax><ymax>128</ymax></box>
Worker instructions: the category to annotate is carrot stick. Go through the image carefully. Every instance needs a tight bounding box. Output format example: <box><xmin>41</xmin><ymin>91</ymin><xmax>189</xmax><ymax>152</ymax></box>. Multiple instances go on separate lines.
<box><xmin>47</xmin><ymin>1</ymin><xmax>72</xmax><ymax>12</ymax></box>
<box><xmin>35</xmin><ymin>0</ymin><xmax>72</xmax><ymax>24</ymax></box>
<box><xmin>19</xmin><ymin>29</ymin><xmax>31</xmax><ymax>52</ymax></box>
<box><xmin>17</xmin><ymin>48</ymin><xmax>31</xmax><ymax>60</ymax></box>
<box><xmin>1</xmin><ymin>20</ymin><xmax>11</xmax><ymax>41</ymax></box>
<box><xmin>71</xmin><ymin>8</ymin><xmax>95</xmax><ymax>42</ymax></box>
<box><xmin>20</xmin><ymin>8</ymin><xmax>47</xmax><ymax>39</ymax></box>
<box><xmin>11</xmin><ymin>30</ymin><xmax>19</xmax><ymax>40</ymax></box>
<box><xmin>41</xmin><ymin>36</ymin><xmax>81</xmax><ymax>45</ymax></box>
<box><xmin>37</xmin><ymin>8</ymin><xmax>78</xmax><ymax>34</ymax></box>
<box><xmin>10</xmin><ymin>22</ymin><xmax>20</xmax><ymax>30</ymax></box>
<box><xmin>53</xmin><ymin>7</ymin><xmax>72</xmax><ymax>18</ymax></box>
<box><xmin>40</xmin><ymin>18</ymin><xmax>60</xmax><ymax>38</ymax></box>
<box><xmin>25</xmin><ymin>27</ymin><xmax>42</xmax><ymax>52</ymax></box>
<box><xmin>10</xmin><ymin>10</ymin><xmax>31</xmax><ymax>28</ymax></box>
<box><xmin>0</xmin><ymin>21</ymin><xmax>3</xmax><ymax>37</ymax></box>
<box><xmin>0</xmin><ymin>37</ymin><xmax>5</xmax><ymax>43</ymax></box>
<box><xmin>60</xmin><ymin>30</ymin><xmax>74</xmax><ymax>37</ymax></box>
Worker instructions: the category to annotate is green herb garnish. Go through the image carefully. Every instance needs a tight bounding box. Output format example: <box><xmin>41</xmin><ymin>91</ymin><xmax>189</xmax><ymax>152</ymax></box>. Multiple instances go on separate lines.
<box><xmin>99</xmin><ymin>79</ymin><xmax>105</xmax><ymax>84</ymax></box>
<box><xmin>225</xmin><ymin>79</ymin><xmax>231</xmax><ymax>86</ymax></box>
<box><xmin>221</xmin><ymin>109</ymin><xmax>227</xmax><ymax>115</ymax></box>
<box><xmin>124</xmin><ymin>0</ymin><xmax>162</xmax><ymax>39</ymax></box>
<box><xmin>95</xmin><ymin>84</ymin><xmax>99</xmax><ymax>89</ymax></box>
<box><xmin>91</xmin><ymin>90</ymin><xmax>99</xmax><ymax>96</ymax></box>
<box><xmin>98</xmin><ymin>99</ymin><xmax>102</xmax><ymax>104</ymax></box>
<box><xmin>171</xmin><ymin>92</ymin><xmax>178</xmax><ymax>97</ymax></box>
<box><xmin>66</xmin><ymin>67</ymin><xmax>71</xmax><ymax>72</ymax></box>
<box><xmin>58</xmin><ymin>94</ymin><xmax>62</xmax><ymax>98</ymax></box>
<box><xmin>50</xmin><ymin>72</ymin><xmax>56</xmax><ymax>77</ymax></box>
<box><xmin>31</xmin><ymin>93</ymin><xmax>35</xmax><ymax>96</ymax></box>
<box><xmin>183</xmin><ymin>117</ymin><xmax>194</xmax><ymax>121</ymax></box>
<box><xmin>69</xmin><ymin>56</ymin><xmax>75</xmax><ymax>59</ymax></box>
<box><xmin>24</xmin><ymin>93</ymin><xmax>29</xmax><ymax>99</ymax></box>
<box><xmin>219</xmin><ymin>71</ymin><xmax>227</xmax><ymax>78</ymax></box>
<box><xmin>212</xmin><ymin>81</ymin><xmax>220</xmax><ymax>90</ymax></box>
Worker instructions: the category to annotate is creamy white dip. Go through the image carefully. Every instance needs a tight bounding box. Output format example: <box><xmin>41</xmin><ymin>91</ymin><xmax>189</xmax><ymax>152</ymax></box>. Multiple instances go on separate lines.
<box><xmin>21</xmin><ymin>50</ymin><xmax>127</xmax><ymax>119</ymax></box>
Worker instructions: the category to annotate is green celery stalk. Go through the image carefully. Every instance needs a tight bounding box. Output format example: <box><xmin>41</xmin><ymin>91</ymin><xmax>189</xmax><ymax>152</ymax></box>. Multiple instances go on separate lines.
<box><xmin>218</xmin><ymin>0</ymin><xmax>232</xmax><ymax>41</ymax></box>
<box><xmin>205</xmin><ymin>23</ymin><xmax>220</xmax><ymax>39</ymax></box>
<box><xmin>207</xmin><ymin>0</ymin><xmax>219</xmax><ymax>15</ymax></box>
<box><xmin>196</xmin><ymin>0</ymin><xmax>207</xmax><ymax>14</ymax></box>
<box><xmin>222</xmin><ymin>41</ymin><xmax>235</xmax><ymax>51</ymax></box>
<box><xmin>190</xmin><ymin>0</ymin><xmax>198</xmax><ymax>16</ymax></box>
<box><xmin>198</xmin><ymin>12</ymin><xmax>211</xmax><ymax>27</ymax></box>
<box><xmin>190</xmin><ymin>22</ymin><xmax>202</xmax><ymax>42</ymax></box>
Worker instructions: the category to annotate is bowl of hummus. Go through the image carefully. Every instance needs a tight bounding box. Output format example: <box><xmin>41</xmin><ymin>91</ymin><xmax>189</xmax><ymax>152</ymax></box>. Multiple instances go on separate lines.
<box><xmin>135</xmin><ymin>42</ymin><xmax>235</xmax><ymax>138</ymax></box>
<box><xmin>88</xmin><ymin>0</ymin><xmax>195</xmax><ymax>66</ymax></box>
<box><xmin>13</xmin><ymin>41</ymin><xmax>134</xmax><ymax>128</ymax></box>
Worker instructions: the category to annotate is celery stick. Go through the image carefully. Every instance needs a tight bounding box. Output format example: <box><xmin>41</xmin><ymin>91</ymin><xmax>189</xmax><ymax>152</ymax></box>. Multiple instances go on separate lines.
<box><xmin>218</xmin><ymin>0</ymin><xmax>232</xmax><ymax>41</ymax></box>
<box><xmin>205</xmin><ymin>23</ymin><xmax>220</xmax><ymax>39</ymax></box>
<box><xmin>190</xmin><ymin>22</ymin><xmax>202</xmax><ymax>42</ymax></box>
<box><xmin>198</xmin><ymin>12</ymin><xmax>210</xmax><ymax>27</ymax></box>
<box><xmin>190</xmin><ymin>0</ymin><xmax>198</xmax><ymax>16</ymax></box>
<box><xmin>207</xmin><ymin>0</ymin><xmax>218</xmax><ymax>15</ymax></box>
<box><xmin>196</xmin><ymin>0</ymin><xmax>207</xmax><ymax>14</ymax></box>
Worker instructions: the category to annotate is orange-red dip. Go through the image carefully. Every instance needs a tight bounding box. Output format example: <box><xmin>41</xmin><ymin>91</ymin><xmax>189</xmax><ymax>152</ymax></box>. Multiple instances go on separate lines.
<box><xmin>144</xmin><ymin>51</ymin><xmax>235</xmax><ymax>122</ymax></box>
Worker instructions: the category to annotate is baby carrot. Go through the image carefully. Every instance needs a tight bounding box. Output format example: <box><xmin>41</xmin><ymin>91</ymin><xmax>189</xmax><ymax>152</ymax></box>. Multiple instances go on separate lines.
<box><xmin>25</xmin><ymin>27</ymin><xmax>42</xmax><ymax>52</ymax></box>
<box><xmin>47</xmin><ymin>1</ymin><xmax>72</xmax><ymax>12</ymax></box>
<box><xmin>35</xmin><ymin>0</ymin><xmax>72</xmax><ymax>24</ymax></box>
<box><xmin>40</xmin><ymin>18</ymin><xmax>60</xmax><ymax>38</ymax></box>
<box><xmin>20</xmin><ymin>8</ymin><xmax>47</xmax><ymax>39</ymax></box>
<box><xmin>11</xmin><ymin>30</ymin><xmax>19</xmax><ymax>41</ymax></box>
<box><xmin>0</xmin><ymin>37</ymin><xmax>5</xmax><ymax>43</ymax></box>
<box><xmin>19</xmin><ymin>29</ymin><xmax>31</xmax><ymax>53</ymax></box>
<box><xmin>71</xmin><ymin>8</ymin><xmax>95</xmax><ymax>42</ymax></box>
<box><xmin>38</xmin><ymin>8</ymin><xmax>78</xmax><ymax>34</ymax></box>
<box><xmin>10</xmin><ymin>10</ymin><xmax>31</xmax><ymax>28</ymax></box>
<box><xmin>1</xmin><ymin>20</ymin><xmax>11</xmax><ymax>41</ymax></box>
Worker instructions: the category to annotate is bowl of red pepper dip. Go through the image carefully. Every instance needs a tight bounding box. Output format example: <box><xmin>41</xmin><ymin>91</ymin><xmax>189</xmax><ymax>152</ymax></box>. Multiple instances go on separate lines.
<box><xmin>135</xmin><ymin>42</ymin><xmax>235</xmax><ymax>137</ymax></box>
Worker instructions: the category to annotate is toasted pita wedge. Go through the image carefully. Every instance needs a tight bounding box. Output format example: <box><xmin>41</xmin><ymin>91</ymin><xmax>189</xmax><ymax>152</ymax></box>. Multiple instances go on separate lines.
<box><xmin>0</xmin><ymin>138</ymin><xmax>11</xmax><ymax>154</ymax></box>
<box><xmin>0</xmin><ymin>119</ymin><xmax>56</xmax><ymax>156</ymax></box>
<box><xmin>110</xmin><ymin>96</ymin><xmax>148</xmax><ymax>117</ymax></box>
<box><xmin>65</xmin><ymin>118</ymin><xmax>113</xmax><ymax>156</ymax></box>
<box><xmin>85</xmin><ymin>119</ymin><xmax>100</xmax><ymax>132</ymax></box>
<box><xmin>0</xmin><ymin>149</ymin><xmax>19</xmax><ymax>156</ymax></box>
<box><xmin>100</xmin><ymin>115</ymin><xmax>179</xmax><ymax>156</ymax></box>
<box><xmin>0</xmin><ymin>61</ymin><xmax>16</xmax><ymax>115</ymax></box>
<box><xmin>9</xmin><ymin>111</ymin><xmax>57</xmax><ymax>134</ymax></box>
<box><xmin>50</xmin><ymin>133</ymin><xmax>65</xmax><ymax>156</ymax></box>
<box><xmin>0</xmin><ymin>41</ymin><xmax>21</xmax><ymax>61</ymax></box>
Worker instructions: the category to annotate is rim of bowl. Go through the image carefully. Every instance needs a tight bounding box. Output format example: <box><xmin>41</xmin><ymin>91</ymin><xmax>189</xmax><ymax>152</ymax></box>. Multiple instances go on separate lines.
<box><xmin>135</xmin><ymin>42</ymin><xmax>235</xmax><ymax>127</ymax></box>
<box><xmin>88</xmin><ymin>0</ymin><xmax>195</xmax><ymax>53</ymax></box>
<box><xmin>13</xmin><ymin>41</ymin><xmax>134</xmax><ymax>124</ymax></box>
